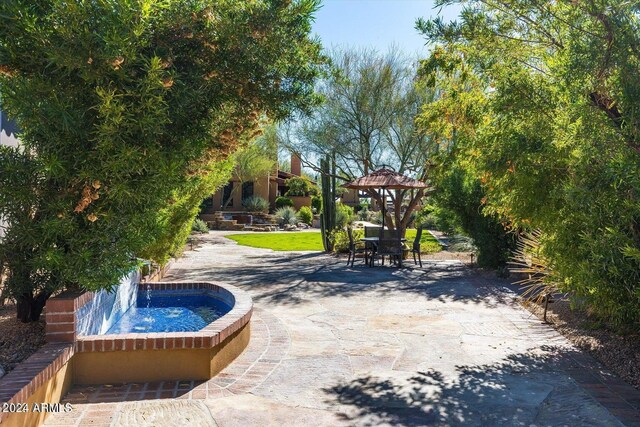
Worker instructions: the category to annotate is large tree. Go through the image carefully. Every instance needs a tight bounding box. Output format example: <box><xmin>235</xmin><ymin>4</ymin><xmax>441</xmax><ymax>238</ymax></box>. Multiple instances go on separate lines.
<box><xmin>0</xmin><ymin>0</ymin><xmax>323</xmax><ymax>321</ymax></box>
<box><xmin>285</xmin><ymin>48</ymin><xmax>435</xmax><ymax>234</ymax></box>
<box><xmin>417</xmin><ymin>0</ymin><xmax>640</xmax><ymax>325</ymax></box>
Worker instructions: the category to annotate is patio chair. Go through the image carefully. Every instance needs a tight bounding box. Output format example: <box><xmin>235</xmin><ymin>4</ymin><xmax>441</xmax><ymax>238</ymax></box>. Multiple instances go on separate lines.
<box><xmin>373</xmin><ymin>228</ymin><xmax>403</xmax><ymax>267</ymax></box>
<box><xmin>411</xmin><ymin>227</ymin><xmax>424</xmax><ymax>268</ymax></box>
<box><xmin>364</xmin><ymin>226</ymin><xmax>382</xmax><ymax>238</ymax></box>
<box><xmin>363</xmin><ymin>226</ymin><xmax>382</xmax><ymax>265</ymax></box>
<box><xmin>346</xmin><ymin>227</ymin><xmax>367</xmax><ymax>267</ymax></box>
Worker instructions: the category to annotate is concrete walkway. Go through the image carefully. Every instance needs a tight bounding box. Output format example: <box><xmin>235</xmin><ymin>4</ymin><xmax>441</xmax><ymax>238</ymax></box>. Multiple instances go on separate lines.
<box><xmin>46</xmin><ymin>231</ymin><xmax>640</xmax><ymax>426</ymax></box>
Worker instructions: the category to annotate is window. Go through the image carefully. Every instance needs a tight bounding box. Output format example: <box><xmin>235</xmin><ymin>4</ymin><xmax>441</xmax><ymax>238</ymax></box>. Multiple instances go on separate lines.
<box><xmin>242</xmin><ymin>181</ymin><xmax>254</xmax><ymax>200</ymax></box>
<box><xmin>222</xmin><ymin>182</ymin><xmax>233</xmax><ymax>208</ymax></box>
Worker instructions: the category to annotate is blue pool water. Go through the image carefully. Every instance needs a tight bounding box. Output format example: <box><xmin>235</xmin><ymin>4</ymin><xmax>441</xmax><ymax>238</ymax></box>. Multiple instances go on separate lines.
<box><xmin>105</xmin><ymin>292</ymin><xmax>232</xmax><ymax>334</ymax></box>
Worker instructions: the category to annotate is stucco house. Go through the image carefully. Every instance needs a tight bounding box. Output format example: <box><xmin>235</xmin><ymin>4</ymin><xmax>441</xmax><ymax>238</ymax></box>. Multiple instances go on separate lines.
<box><xmin>200</xmin><ymin>154</ymin><xmax>310</xmax><ymax>215</ymax></box>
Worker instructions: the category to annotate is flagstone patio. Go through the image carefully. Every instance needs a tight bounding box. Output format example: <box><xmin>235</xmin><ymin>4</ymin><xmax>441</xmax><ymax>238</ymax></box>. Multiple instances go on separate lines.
<box><xmin>45</xmin><ymin>231</ymin><xmax>640</xmax><ymax>426</ymax></box>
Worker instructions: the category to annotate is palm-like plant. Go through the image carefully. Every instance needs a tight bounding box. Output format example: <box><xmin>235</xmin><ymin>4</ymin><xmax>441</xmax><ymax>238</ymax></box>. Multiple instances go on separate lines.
<box><xmin>509</xmin><ymin>230</ymin><xmax>560</xmax><ymax>321</ymax></box>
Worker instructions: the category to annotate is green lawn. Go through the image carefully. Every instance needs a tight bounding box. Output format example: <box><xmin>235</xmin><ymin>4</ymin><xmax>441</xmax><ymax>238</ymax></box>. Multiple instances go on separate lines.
<box><xmin>227</xmin><ymin>229</ymin><xmax>442</xmax><ymax>253</ymax></box>
<box><xmin>227</xmin><ymin>232</ymin><xmax>324</xmax><ymax>251</ymax></box>
<box><xmin>405</xmin><ymin>228</ymin><xmax>443</xmax><ymax>253</ymax></box>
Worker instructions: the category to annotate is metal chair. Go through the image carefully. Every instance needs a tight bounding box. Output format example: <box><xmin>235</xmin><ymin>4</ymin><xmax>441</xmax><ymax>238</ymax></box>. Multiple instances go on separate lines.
<box><xmin>346</xmin><ymin>227</ymin><xmax>367</xmax><ymax>267</ymax></box>
<box><xmin>363</xmin><ymin>226</ymin><xmax>382</xmax><ymax>266</ymax></box>
<box><xmin>411</xmin><ymin>227</ymin><xmax>423</xmax><ymax>268</ymax></box>
<box><xmin>373</xmin><ymin>228</ymin><xmax>403</xmax><ymax>267</ymax></box>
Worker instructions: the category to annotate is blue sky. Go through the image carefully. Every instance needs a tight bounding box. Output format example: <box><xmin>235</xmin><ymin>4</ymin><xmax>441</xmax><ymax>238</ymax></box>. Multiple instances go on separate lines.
<box><xmin>311</xmin><ymin>0</ymin><xmax>462</xmax><ymax>55</ymax></box>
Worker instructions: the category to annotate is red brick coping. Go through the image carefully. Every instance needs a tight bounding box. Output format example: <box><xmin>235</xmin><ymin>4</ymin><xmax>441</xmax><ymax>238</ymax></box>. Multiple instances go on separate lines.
<box><xmin>0</xmin><ymin>343</ymin><xmax>73</xmax><ymax>424</ymax></box>
<box><xmin>46</xmin><ymin>282</ymin><xmax>253</xmax><ymax>352</ymax></box>
<box><xmin>0</xmin><ymin>282</ymin><xmax>251</xmax><ymax>425</ymax></box>
<box><xmin>76</xmin><ymin>282</ymin><xmax>252</xmax><ymax>352</ymax></box>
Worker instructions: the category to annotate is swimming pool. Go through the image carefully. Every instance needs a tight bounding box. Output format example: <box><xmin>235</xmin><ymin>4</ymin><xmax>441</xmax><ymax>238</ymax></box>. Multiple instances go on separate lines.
<box><xmin>105</xmin><ymin>292</ymin><xmax>233</xmax><ymax>334</ymax></box>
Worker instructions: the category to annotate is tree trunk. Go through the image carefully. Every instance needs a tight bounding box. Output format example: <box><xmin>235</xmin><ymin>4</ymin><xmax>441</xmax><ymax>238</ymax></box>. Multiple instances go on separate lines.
<box><xmin>16</xmin><ymin>291</ymin><xmax>50</xmax><ymax>323</ymax></box>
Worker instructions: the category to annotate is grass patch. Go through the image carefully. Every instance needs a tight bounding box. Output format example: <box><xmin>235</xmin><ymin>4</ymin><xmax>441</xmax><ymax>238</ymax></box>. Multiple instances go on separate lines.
<box><xmin>227</xmin><ymin>232</ymin><xmax>323</xmax><ymax>251</ymax></box>
<box><xmin>405</xmin><ymin>229</ymin><xmax>442</xmax><ymax>253</ymax></box>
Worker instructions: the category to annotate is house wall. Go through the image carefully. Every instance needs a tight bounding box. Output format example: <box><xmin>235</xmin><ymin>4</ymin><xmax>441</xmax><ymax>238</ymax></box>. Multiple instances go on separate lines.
<box><xmin>341</xmin><ymin>188</ymin><xmax>360</xmax><ymax>207</ymax></box>
<box><xmin>0</xmin><ymin>107</ymin><xmax>20</xmax><ymax>240</ymax></box>
<box><xmin>204</xmin><ymin>154</ymin><xmax>301</xmax><ymax>213</ymax></box>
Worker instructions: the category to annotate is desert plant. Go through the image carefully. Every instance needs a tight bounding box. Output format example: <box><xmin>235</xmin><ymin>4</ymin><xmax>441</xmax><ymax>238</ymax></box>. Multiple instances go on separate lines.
<box><xmin>242</xmin><ymin>196</ymin><xmax>269</xmax><ymax>213</ymax></box>
<box><xmin>311</xmin><ymin>195</ymin><xmax>322</xmax><ymax>213</ymax></box>
<box><xmin>357</xmin><ymin>206</ymin><xmax>370</xmax><ymax>221</ymax></box>
<box><xmin>0</xmin><ymin>0</ymin><xmax>324</xmax><ymax>321</ymax></box>
<box><xmin>331</xmin><ymin>228</ymin><xmax>363</xmax><ymax>253</ymax></box>
<box><xmin>275</xmin><ymin>196</ymin><xmax>294</xmax><ymax>209</ymax></box>
<box><xmin>274</xmin><ymin>207</ymin><xmax>298</xmax><ymax>226</ymax></box>
<box><xmin>191</xmin><ymin>218</ymin><xmax>209</xmax><ymax>234</ymax></box>
<box><xmin>298</xmin><ymin>206</ymin><xmax>313</xmax><ymax>226</ymax></box>
<box><xmin>335</xmin><ymin>202</ymin><xmax>354</xmax><ymax>229</ymax></box>
<box><xmin>508</xmin><ymin>230</ymin><xmax>558</xmax><ymax>303</ymax></box>
<box><xmin>285</xmin><ymin>177</ymin><xmax>316</xmax><ymax>197</ymax></box>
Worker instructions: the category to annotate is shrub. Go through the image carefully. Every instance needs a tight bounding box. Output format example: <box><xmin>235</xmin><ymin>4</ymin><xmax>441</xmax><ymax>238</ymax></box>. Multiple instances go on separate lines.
<box><xmin>311</xmin><ymin>195</ymin><xmax>322</xmax><ymax>213</ymax></box>
<box><xmin>274</xmin><ymin>206</ymin><xmax>298</xmax><ymax>226</ymax></box>
<box><xmin>275</xmin><ymin>196</ymin><xmax>294</xmax><ymax>209</ymax></box>
<box><xmin>298</xmin><ymin>206</ymin><xmax>313</xmax><ymax>225</ymax></box>
<box><xmin>331</xmin><ymin>228</ymin><xmax>363</xmax><ymax>253</ymax></box>
<box><xmin>335</xmin><ymin>202</ymin><xmax>355</xmax><ymax>229</ymax></box>
<box><xmin>191</xmin><ymin>218</ymin><xmax>209</xmax><ymax>234</ymax></box>
<box><xmin>284</xmin><ymin>177</ymin><xmax>317</xmax><ymax>196</ymax></box>
<box><xmin>357</xmin><ymin>206</ymin><xmax>370</xmax><ymax>221</ymax></box>
<box><xmin>242</xmin><ymin>196</ymin><xmax>269</xmax><ymax>213</ymax></box>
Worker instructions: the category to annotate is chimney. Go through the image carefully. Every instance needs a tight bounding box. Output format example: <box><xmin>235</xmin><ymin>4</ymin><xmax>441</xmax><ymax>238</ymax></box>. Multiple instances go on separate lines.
<box><xmin>291</xmin><ymin>154</ymin><xmax>302</xmax><ymax>176</ymax></box>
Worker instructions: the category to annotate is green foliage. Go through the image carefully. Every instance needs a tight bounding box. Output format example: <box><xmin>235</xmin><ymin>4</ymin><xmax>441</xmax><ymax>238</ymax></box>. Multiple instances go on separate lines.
<box><xmin>417</xmin><ymin>0</ymin><xmax>640</xmax><ymax>325</ymax></box>
<box><xmin>275</xmin><ymin>196</ymin><xmax>293</xmax><ymax>209</ymax></box>
<box><xmin>284</xmin><ymin>176</ymin><xmax>316</xmax><ymax>197</ymax></box>
<box><xmin>298</xmin><ymin>206</ymin><xmax>313</xmax><ymax>225</ymax></box>
<box><xmin>335</xmin><ymin>202</ymin><xmax>355</xmax><ymax>229</ymax></box>
<box><xmin>284</xmin><ymin>48</ymin><xmax>434</xmax><ymax>234</ymax></box>
<box><xmin>242</xmin><ymin>196</ymin><xmax>269</xmax><ymax>213</ymax></box>
<box><xmin>191</xmin><ymin>218</ymin><xmax>209</xmax><ymax>234</ymax></box>
<box><xmin>225</xmin><ymin>136</ymin><xmax>277</xmax><ymax>208</ymax></box>
<box><xmin>431</xmin><ymin>167</ymin><xmax>515</xmax><ymax>267</ymax></box>
<box><xmin>274</xmin><ymin>206</ymin><xmax>298</xmax><ymax>226</ymax></box>
<box><xmin>0</xmin><ymin>0</ymin><xmax>324</xmax><ymax>321</ymax></box>
<box><xmin>311</xmin><ymin>195</ymin><xmax>322</xmax><ymax>213</ymax></box>
<box><xmin>330</xmin><ymin>228</ymin><xmax>363</xmax><ymax>254</ymax></box>
<box><xmin>140</xmin><ymin>158</ymin><xmax>233</xmax><ymax>264</ymax></box>
<box><xmin>357</xmin><ymin>206</ymin><xmax>371</xmax><ymax>221</ymax></box>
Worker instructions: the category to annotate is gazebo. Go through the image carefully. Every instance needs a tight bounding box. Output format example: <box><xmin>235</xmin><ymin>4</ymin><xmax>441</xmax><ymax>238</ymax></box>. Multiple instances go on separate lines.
<box><xmin>343</xmin><ymin>167</ymin><xmax>431</xmax><ymax>234</ymax></box>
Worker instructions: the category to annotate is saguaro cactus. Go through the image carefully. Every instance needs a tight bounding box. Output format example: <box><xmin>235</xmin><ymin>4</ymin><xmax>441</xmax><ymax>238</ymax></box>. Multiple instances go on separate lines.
<box><xmin>320</xmin><ymin>155</ymin><xmax>336</xmax><ymax>251</ymax></box>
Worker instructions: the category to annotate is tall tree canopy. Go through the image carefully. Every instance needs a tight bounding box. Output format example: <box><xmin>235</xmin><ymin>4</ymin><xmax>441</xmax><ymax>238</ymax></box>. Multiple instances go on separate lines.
<box><xmin>285</xmin><ymin>48</ymin><xmax>434</xmax><ymax>233</ymax></box>
<box><xmin>417</xmin><ymin>0</ymin><xmax>640</xmax><ymax>325</ymax></box>
<box><xmin>0</xmin><ymin>0</ymin><xmax>324</xmax><ymax>321</ymax></box>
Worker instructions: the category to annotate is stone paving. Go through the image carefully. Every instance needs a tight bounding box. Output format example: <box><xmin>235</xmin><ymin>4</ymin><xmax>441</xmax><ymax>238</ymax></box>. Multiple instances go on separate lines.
<box><xmin>45</xmin><ymin>231</ymin><xmax>640</xmax><ymax>426</ymax></box>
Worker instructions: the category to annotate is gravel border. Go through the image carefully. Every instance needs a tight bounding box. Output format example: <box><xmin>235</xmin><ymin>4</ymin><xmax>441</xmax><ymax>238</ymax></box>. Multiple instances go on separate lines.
<box><xmin>0</xmin><ymin>302</ymin><xmax>46</xmax><ymax>376</ymax></box>
<box><xmin>523</xmin><ymin>298</ymin><xmax>640</xmax><ymax>390</ymax></box>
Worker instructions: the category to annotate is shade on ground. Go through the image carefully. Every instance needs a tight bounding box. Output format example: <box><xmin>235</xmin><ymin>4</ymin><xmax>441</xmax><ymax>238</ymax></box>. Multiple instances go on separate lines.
<box><xmin>46</xmin><ymin>232</ymin><xmax>640</xmax><ymax>427</ymax></box>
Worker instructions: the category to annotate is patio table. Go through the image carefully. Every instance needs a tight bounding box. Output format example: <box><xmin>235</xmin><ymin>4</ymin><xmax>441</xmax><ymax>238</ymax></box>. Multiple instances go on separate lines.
<box><xmin>359</xmin><ymin>237</ymin><xmax>407</xmax><ymax>267</ymax></box>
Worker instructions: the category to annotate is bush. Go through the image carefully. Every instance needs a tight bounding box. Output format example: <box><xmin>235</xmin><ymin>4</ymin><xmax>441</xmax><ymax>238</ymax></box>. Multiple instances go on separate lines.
<box><xmin>275</xmin><ymin>196</ymin><xmax>294</xmax><ymax>209</ymax></box>
<box><xmin>415</xmin><ymin>204</ymin><xmax>459</xmax><ymax>234</ymax></box>
<box><xmin>430</xmin><ymin>168</ymin><xmax>515</xmax><ymax>267</ymax></box>
<box><xmin>298</xmin><ymin>206</ymin><xmax>313</xmax><ymax>225</ymax></box>
<box><xmin>331</xmin><ymin>228</ymin><xmax>363</xmax><ymax>253</ymax></box>
<box><xmin>274</xmin><ymin>206</ymin><xmax>298</xmax><ymax>226</ymax></box>
<box><xmin>335</xmin><ymin>202</ymin><xmax>355</xmax><ymax>229</ymax></box>
<box><xmin>191</xmin><ymin>218</ymin><xmax>209</xmax><ymax>234</ymax></box>
<box><xmin>357</xmin><ymin>206</ymin><xmax>370</xmax><ymax>221</ymax></box>
<box><xmin>284</xmin><ymin>177</ymin><xmax>317</xmax><ymax>196</ymax></box>
<box><xmin>311</xmin><ymin>195</ymin><xmax>322</xmax><ymax>213</ymax></box>
<box><xmin>242</xmin><ymin>196</ymin><xmax>269</xmax><ymax>213</ymax></box>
